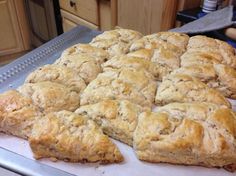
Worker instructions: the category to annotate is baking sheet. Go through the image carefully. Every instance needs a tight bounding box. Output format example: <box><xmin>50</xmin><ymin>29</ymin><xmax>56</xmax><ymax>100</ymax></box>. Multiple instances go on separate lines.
<box><xmin>0</xmin><ymin>26</ymin><xmax>235</xmax><ymax>176</ymax></box>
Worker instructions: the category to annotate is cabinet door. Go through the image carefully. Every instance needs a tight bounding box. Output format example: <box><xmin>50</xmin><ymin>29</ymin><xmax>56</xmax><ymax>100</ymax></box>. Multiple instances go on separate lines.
<box><xmin>117</xmin><ymin>0</ymin><xmax>177</xmax><ymax>34</ymax></box>
<box><xmin>62</xmin><ymin>15</ymin><xmax>78</xmax><ymax>32</ymax></box>
<box><xmin>61</xmin><ymin>9</ymin><xmax>98</xmax><ymax>32</ymax></box>
<box><xmin>0</xmin><ymin>0</ymin><xmax>24</xmax><ymax>56</ymax></box>
<box><xmin>59</xmin><ymin>0</ymin><xmax>99</xmax><ymax>25</ymax></box>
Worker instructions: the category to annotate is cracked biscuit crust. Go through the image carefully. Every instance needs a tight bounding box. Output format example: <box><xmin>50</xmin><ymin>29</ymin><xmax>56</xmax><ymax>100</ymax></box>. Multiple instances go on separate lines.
<box><xmin>148</xmin><ymin>32</ymin><xmax>189</xmax><ymax>50</ymax></box>
<box><xmin>29</xmin><ymin>110</ymin><xmax>123</xmax><ymax>163</ymax></box>
<box><xmin>155</xmin><ymin>73</ymin><xmax>231</xmax><ymax>108</ymax></box>
<box><xmin>187</xmin><ymin>35</ymin><xmax>236</xmax><ymax>68</ymax></box>
<box><xmin>76</xmin><ymin>100</ymin><xmax>148</xmax><ymax>146</ymax></box>
<box><xmin>0</xmin><ymin>90</ymin><xmax>41</xmax><ymax>139</ymax></box>
<box><xmin>134</xmin><ymin>102</ymin><xmax>236</xmax><ymax>171</ymax></box>
<box><xmin>80</xmin><ymin>68</ymin><xmax>156</xmax><ymax>108</ymax></box>
<box><xmin>128</xmin><ymin>33</ymin><xmax>187</xmax><ymax>79</ymax></box>
<box><xmin>172</xmin><ymin>64</ymin><xmax>236</xmax><ymax>99</ymax></box>
<box><xmin>90</xmin><ymin>29</ymin><xmax>142</xmax><ymax>58</ymax></box>
<box><xmin>60</xmin><ymin>44</ymin><xmax>109</xmax><ymax>64</ymax></box>
<box><xmin>54</xmin><ymin>53</ymin><xmax>101</xmax><ymax>84</ymax></box>
<box><xmin>172</xmin><ymin>64</ymin><xmax>216</xmax><ymax>82</ymax></box>
<box><xmin>213</xmin><ymin>64</ymin><xmax>236</xmax><ymax>99</ymax></box>
<box><xmin>102</xmin><ymin>55</ymin><xmax>160</xmax><ymax>80</ymax></box>
<box><xmin>130</xmin><ymin>32</ymin><xmax>186</xmax><ymax>55</ymax></box>
<box><xmin>18</xmin><ymin>82</ymin><xmax>80</xmax><ymax>113</ymax></box>
<box><xmin>130</xmin><ymin>38</ymin><xmax>182</xmax><ymax>68</ymax></box>
<box><xmin>90</xmin><ymin>29</ymin><xmax>143</xmax><ymax>57</ymax></box>
<box><xmin>180</xmin><ymin>51</ymin><xmax>223</xmax><ymax>67</ymax></box>
<box><xmin>128</xmin><ymin>50</ymin><xmax>175</xmax><ymax>81</ymax></box>
<box><xmin>25</xmin><ymin>64</ymin><xmax>86</xmax><ymax>93</ymax></box>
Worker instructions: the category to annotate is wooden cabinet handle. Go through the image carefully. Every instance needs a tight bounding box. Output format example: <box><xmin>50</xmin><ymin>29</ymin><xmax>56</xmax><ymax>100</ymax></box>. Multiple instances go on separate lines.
<box><xmin>70</xmin><ymin>0</ymin><xmax>76</xmax><ymax>8</ymax></box>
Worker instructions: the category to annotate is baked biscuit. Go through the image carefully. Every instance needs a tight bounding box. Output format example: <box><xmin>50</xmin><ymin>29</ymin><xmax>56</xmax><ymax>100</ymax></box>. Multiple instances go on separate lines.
<box><xmin>25</xmin><ymin>65</ymin><xmax>86</xmax><ymax>93</ymax></box>
<box><xmin>54</xmin><ymin>53</ymin><xmax>101</xmax><ymax>84</ymax></box>
<box><xmin>187</xmin><ymin>35</ymin><xmax>236</xmax><ymax>68</ymax></box>
<box><xmin>127</xmin><ymin>48</ymin><xmax>154</xmax><ymax>61</ymax></box>
<box><xmin>155</xmin><ymin>73</ymin><xmax>231</xmax><ymax>108</ymax></box>
<box><xmin>128</xmin><ymin>49</ymin><xmax>175</xmax><ymax>81</ymax></box>
<box><xmin>129</xmin><ymin>35</ymin><xmax>183</xmax><ymax>79</ymax></box>
<box><xmin>18</xmin><ymin>82</ymin><xmax>80</xmax><ymax>113</ymax></box>
<box><xmin>29</xmin><ymin>110</ymin><xmax>123</xmax><ymax>163</ymax></box>
<box><xmin>76</xmin><ymin>100</ymin><xmax>147</xmax><ymax>146</ymax></box>
<box><xmin>134</xmin><ymin>103</ymin><xmax>236</xmax><ymax>171</ymax></box>
<box><xmin>80</xmin><ymin>68</ymin><xmax>156</xmax><ymax>108</ymax></box>
<box><xmin>60</xmin><ymin>44</ymin><xmax>109</xmax><ymax>64</ymax></box>
<box><xmin>172</xmin><ymin>64</ymin><xmax>236</xmax><ymax>99</ymax></box>
<box><xmin>149</xmin><ymin>32</ymin><xmax>189</xmax><ymax>49</ymax></box>
<box><xmin>102</xmin><ymin>55</ymin><xmax>160</xmax><ymax>79</ymax></box>
<box><xmin>0</xmin><ymin>90</ymin><xmax>41</xmax><ymax>139</ymax></box>
<box><xmin>90</xmin><ymin>29</ymin><xmax>143</xmax><ymax>57</ymax></box>
<box><xmin>172</xmin><ymin>64</ymin><xmax>216</xmax><ymax>82</ymax></box>
<box><xmin>213</xmin><ymin>64</ymin><xmax>236</xmax><ymax>99</ymax></box>
<box><xmin>130</xmin><ymin>33</ymin><xmax>184</xmax><ymax>55</ymax></box>
<box><xmin>181</xmin><ymin>51</ymin><xmax>223</xmax><ymax>67</ymax></box>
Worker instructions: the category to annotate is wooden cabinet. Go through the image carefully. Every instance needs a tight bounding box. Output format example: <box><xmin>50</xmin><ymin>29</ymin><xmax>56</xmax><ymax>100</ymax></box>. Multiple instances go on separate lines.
<box><xmin>59</xmin><ymin>0</ymin><xmax>98</xmax><ymax>25</ymax></box>
<box><xmin>59</xmin><ymin>0</ymin><xmax>99</xmax><ymax>31</ymax></box>
<box><xmin>116</xmin><ymin>0</ymin><xmax>201</xmax><ymax>34</ymax></box>
<box><xmin>0</xmin><ymin>0</ymin><xmax>30</xmax><ymax>56</ymax></box>
<box><xmin>59</xmin><ymin>0</ymin><xmax>201</xmax><ymax>34</ymax></box>
<box><xmin>61</xmin><ymin>9</ymin><xmax>98</xmax><ymax>32</ymax></box>
<box><xmin>116</xmin><ymin>0</ymin><xmax>177</xmax><ymax>34</ymax></box>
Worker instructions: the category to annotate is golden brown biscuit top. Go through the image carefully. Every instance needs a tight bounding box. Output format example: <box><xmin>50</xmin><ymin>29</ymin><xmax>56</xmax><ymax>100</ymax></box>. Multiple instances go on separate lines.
<box><xmin>76</xmin><ymin>100</ymin><xmax>147</xmax><ymax>145</ymax></box>
<box><xmin>127</xmin><ymin>49</ymin><xmax>154</xmax><ymax>61</ymax></box>
<box><xmin>55</xmin><ymin>53</ymin><xmax>100</xmax><ymax>67</ymax></box>
<box><xmin>31</xmin><ymin>110</ymin><xmax>99</xmax><ymax>137</ymax></box>
<box><xmin>80</xmin><ymin>67</ymin><xmax>156</xmax><ymax>107</ymax></box>
<box><xmin>54</xmin><ymin>53</ymin><xmax>101</xmax><ymax>84</ymax></box>
<box><xmin>130</xmin><ymin>36</ymin><xmax>183</xmax><ymax>55</ymax></box>
<box><xmin>18</xmin><ymin>82</ymin><xmax>80</xmax><ymax>113</ymax></box>
<box><xmin>137</xmin><ymin>102</ymin><xmax>236</xmax><ymax>153</ymax></box>
<box><xmin>180</xmin><ymin>51</ymin><xmax>223</xmax><ymax>66</ymax></box>
<box><xmin>0</xmin><ymin>90</ymin><xmax>32</xmax><ymax>112</ymax></box>
<box><xmin>90</xmin><ymin>29</ymin><xmax>143</xmax><ymax>57</ymax></box>
<box><xmin>0</xmin><ymin>90</ymin><xmax>41</xmax><ymax>139</ymax></box>
<box><xmin>101</xmin><ymin>67</ymin><xmax>155</xmax><ymax>90</ymax></box>
<box><xmin>214</xmin><ymin>64</ymin><xmax>236</xmax><ymax>92</ymax></box>
<box><xmin>187</xmin><ymin>35</ymin><xmax>236</xmax><ymax>68</ymax></box>
<box><xmin>60</xmin><ymin>44</ymin><xmax>109</xmax><ymax>64</ymax></box>
<box><xmin>188</xmin><ymin>35</ymin><xmax>218</xmax><ymax>50</ymax></box>
<box><xmin>129</xmin><ymin>35</ymin><xmax>182</xmax><ymax>70</ymax></box>
<box><xmin>172</xmin><ymin>64</ymin><xmax>217</xmax><ymax>82</ymax></box>
<box><xmin>156</xmin><ymin>73</ymin><xmax>231</xmax><ymax>108</ymax></box>
<box><xmin>153</xmin><ymin>32</ymin><xmax>189</xmax><ymax>49</ymax></box>
<box><xmin>156</xmin><ymin>102</ymin><xmax>236</xmax><ymax>139</ymax></box>
<box><xmin>30</xmin><ymin>110</ymin><xmax>123</xmax><ymax>163</ymax></box>
<box><xmin>76</xmin><ymin>99</ymin><xmax>146</xmax><ymax>123</ymax></box>
<box><xmin>128</xmin><ymin>47</ymin><xmax>180</xmax><ymax>70</ymax></box>
<box><xmin>102</xmin><ymin>55</ymin><xmax>159</xmax><ymax>79</ymax></box>
<box><xmin>91</xmin><ymin>29</ymin><xmax>143</xmax><ymax>43</ymax></box>
<box><xmin>25</xmin><ymin>65</ymin><xmax>86</xmax><ymax>93</ymax></box>
<box><xmin>188</xmin><ymin>35</ymin><xmax>236</xmax><ymax>54</ymax></box>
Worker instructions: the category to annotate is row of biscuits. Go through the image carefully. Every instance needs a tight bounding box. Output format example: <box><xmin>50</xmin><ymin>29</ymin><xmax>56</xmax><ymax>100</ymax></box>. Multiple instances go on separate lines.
<box><xmin>77</xmin><ymin>30</ymin><xmax>236</xmax><ymax>171</ymax></box>
<box><xmin>0</xmin><ymin>29</ymin><xmax>145</xmax><ymax>163</ymax></box>
<box><xmin>0</xmin><ymin>29</ymin><xmax>236</xmax><ymax>171</ymax></box>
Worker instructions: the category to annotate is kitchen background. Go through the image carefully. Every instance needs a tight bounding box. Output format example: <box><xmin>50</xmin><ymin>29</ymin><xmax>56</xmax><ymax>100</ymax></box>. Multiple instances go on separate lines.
<box><xmin>0</xmin><ymin>0</ymin><xmax>207</xmax><ymax>67</ymax></box>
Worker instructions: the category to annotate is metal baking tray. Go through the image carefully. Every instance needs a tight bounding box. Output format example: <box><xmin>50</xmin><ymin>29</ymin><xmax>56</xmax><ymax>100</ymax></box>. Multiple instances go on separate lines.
<box><xmin>0</xmin><ymin>26</ymin><xmax>234</xmax><ymax>176</ymax></box>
